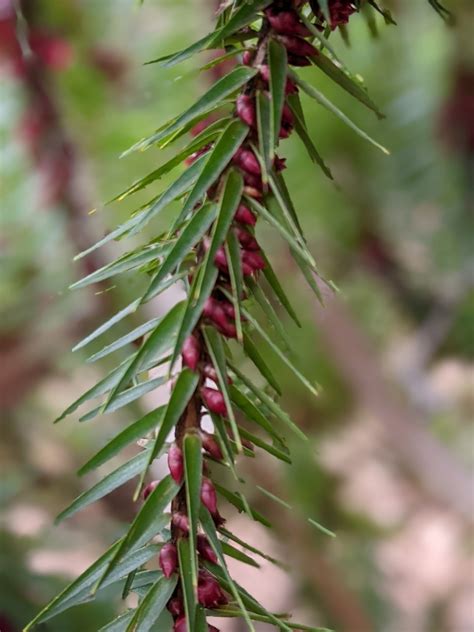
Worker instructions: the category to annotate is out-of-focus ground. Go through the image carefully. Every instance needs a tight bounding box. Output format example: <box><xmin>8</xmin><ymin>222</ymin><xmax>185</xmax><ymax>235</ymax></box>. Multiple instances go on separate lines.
<box><xmin>0</xmin><ymin>1</ymin><xmax>473</xmax><ymax>631</ymax></box>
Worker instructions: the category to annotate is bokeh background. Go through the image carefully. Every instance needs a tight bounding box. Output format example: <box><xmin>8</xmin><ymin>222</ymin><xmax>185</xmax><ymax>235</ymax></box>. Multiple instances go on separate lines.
<box><xmin>1</xmin><ymin>0</ymin><xmax>473</xmax><ymax>631</ymax></box>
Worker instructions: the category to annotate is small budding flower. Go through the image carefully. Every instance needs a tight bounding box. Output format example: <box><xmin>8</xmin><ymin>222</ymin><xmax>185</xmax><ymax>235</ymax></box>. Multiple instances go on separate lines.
<box><xmin>236</xmin><ymin>94</ymin><xmax>256</xmax><ymax>128</ymax></box>
<box><xmin>200</xmin><ymin>430</ymin><xmax>223</xmax><ymax>460</ymax></box>
<box><xmin>201</xmin><ymin>387</ymin><xmax>228</xmax><ymax>417</ymax></box>
<box><xmin>173</xmin><ymin>616</ymin><xmax>187</xmax><ymax>632</ymax></box>
<box><xmin>198</xmin><ymin>571</ymin><xmax>228</xmax><ymax>608</ymax></box>
<box><xmin>181</xmin><ymin>334</ymin><xmax>201</xmax><ymax>371</ymax></box>
<box><xmin>159</xmin><ymin>542</ymin><xmax>178</xmax><ymax>578</ymax></box>
<box><xmin>266</xmin><ymin>8</ymin><xmax>311</xmax><ymax>37</ymax></box>
<box><xmin>172</xmin><ymin>512</ymin><xmax>189</xmax><ymax>533</ymax></box>
<box><xmin>167</xmin><ymin>597</ymin><xmax>184</xmax><ymax>616</ymax></box>
<box><xmin>200</xmin><ymin>477</ymin><xmax>218</xmax><ymax>515</ymax></box>
<box><xmin>233</xmin><ymin>147</ymin><xmax>261</xmax><ymax>175</ymax></box>
<box><xmin>235</xmin><ymin>227</ymin><xmax>259</xmax><ymax>251</ymax></box>
<box><xmin>234</xmin><ymin>204</ymin><xmax>256</xmax><ymax>226</ymax></box>
<box><xmin>197</xmin><ymin>533</ymin><xmax>218</xmax><ymax>564</ymax></box>
<box><xmin>168</xmin><ymin>443</ymin><xmax>184</xmax><ymax>484</ymax></box>
<box><xmin>278</xmin><ymin>34</ymin><xmax>318</xmax><ymax>58</ymax></box>
<box><xmin>142</xmin><ymin>480</ymin><xmax>158</xmax><ymax>500</ymax></box>
<box><xmin>242</xmin><ymin>249</ymin><xmax>266</xmax><ymax>272</ymax></box>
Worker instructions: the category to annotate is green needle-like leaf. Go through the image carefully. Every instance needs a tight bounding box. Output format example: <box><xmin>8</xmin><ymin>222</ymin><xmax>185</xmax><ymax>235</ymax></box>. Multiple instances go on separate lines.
<box><xmin>268</xmin><ymin>39</ymin><xmax>287</xmax><ymax>153</ymax></box>
<box><xmin>183</xmin><ymin>432</ymin><xmax>203</xmax><ymax>589</ymax></box>
<box><xmin>126</xmin><ymin>575</ymin><xmax>178</xmax><ymax>632</ymax></box>
<box><xmin>202</xmin><ymin>326</ymin><xmax>242</xmax><ymax>452</ymax></box>
<box><xmin>178</xmin><ymin>538</ymin><xmax>197</xmax><ymax>632</ymax></box>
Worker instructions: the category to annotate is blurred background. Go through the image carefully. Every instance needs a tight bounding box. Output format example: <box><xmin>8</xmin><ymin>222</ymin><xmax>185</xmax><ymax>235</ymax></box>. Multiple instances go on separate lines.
<box><xmin>0</xmin><ymin>0</ymin><xmax>473</xmax><ymax>630</ymax></box>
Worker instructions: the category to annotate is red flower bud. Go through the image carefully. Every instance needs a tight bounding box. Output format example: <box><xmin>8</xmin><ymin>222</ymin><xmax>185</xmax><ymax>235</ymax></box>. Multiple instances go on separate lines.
<box><xmin>242</xmin><ymin>171</ymin><xmax>263</xmax><ymax>190</ymax></box>
<box><xmin>142</xmin><ymin>480</ymin><xmax>159</xmax><ymax>500</ymax></box>
<box><xmin>167</xmin><ymin>597</ymin><xmax>184</xmax><ymax>616</ymax></box>
<box><xmin>172</xmin><ymin>512</ymin><xmax>189</xmax><ymax>533</ymax></box>
<box><xmin>235</xmin><ymin>227</ymin><xmax>259</xmax><ymax>251</ymax></box>
<box><xmin>198</xmin><ymin>572</ymin><xmax>228</xmax><ymax>608</ymax></box>
<box><xmin>282</xmin><ymin>103</ymin><xmax>294</xmax><ymax>127</ymax></box>
<box><xmin>235</xmin><ymin>204</ymin><xmax>256</xmax><ymax>226</ymax></box>
<box><xmin>203</xmin><ymin>298</ymin><xmax>236</xmax><ymax>338</ymax></box>
<box><xmin>201</xmin><ymin>432</ymin><xmax>223</xmax><ymax>460</ymax></box>
<box><xmin>214</xmin><ymin>246</ymin><xmax>229</xmax><ymax>273</ymax></box>
<box><xmin>201</xmin><ymin>477</ymin><xmax>218</xmax><ymax>515</ymax></box>
<box><xmin>233</xmin><ymin>147</ymin><xmax>261</xmax><ymax>175</ymax></box>
<box><xmin>173</xmin><ymin>616</ymin><xmax>187</xmax><ymax>632</ymax></box>
<box><xmin>242</xmin><ymin>250</ymin><xmax>266</xmax><ymax>271</ymax></box>
<box><xmin>278</xmin><ymin>34</ymin><xmax>318</xmax><ymax>58</ymax></box>
<box><xmin>159</xmin><ymin>542</ymin><xmax>178</xmax><ymax>578</ymax></box>
<box><xmin>242</xmin><ymin>49</ymin><xmax>254</xmax><ymax>65</ymax></box>
<box><xmin>236</xmin><ymin>94</ymin><xmax>256</xmax><ymax>128</ymax></box>
<box><xmin>259</xmin><ymin>65</ymin><xmax>298</xmax><ymax>95</ymax></box>
<box><xmin>208</xmin><ymin>626</ymin><xmax>220</xmax><ymax>632</ymax></box>
<box><xmin>201</xmin><ymin>387</ymin><xmax>228</xmax><ymax>417</ymax></box>
<box><xmin>168</xmin><ymin>443</ymin><xmax>184</xmax><ymax>484</ymax></box>
<box><xmin>266</xmin><ymin>8</ymin><xmax>311</xmax><ymax>37</ymax></box>
<box><xmin>197</xmin><ymin>533</ymin><xmax>218</xmax><ymax>563</ymax></box>
<box><xmin>182</xmin><ymin>334</ymin><xmax>201</xmax><ymax>371</ymax></box>
<box><xmin>212</xmin><ymin>509</ymin><xmax>226</xmax><ymax>527</ymax></box>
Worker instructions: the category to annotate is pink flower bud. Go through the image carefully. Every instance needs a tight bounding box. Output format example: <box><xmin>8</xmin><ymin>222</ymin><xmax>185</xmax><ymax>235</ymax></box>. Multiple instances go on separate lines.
<box><xmin>198</xmin><ymin>572</ymin><xmax>228</xmax><ymax>608</ymax></box>
<box><xmin>235</xmin><ymin>204</ymin><xmax>256</xmax><ymax>226</ymax></box>
<box><xmin>233</xmin><ymin>147</ymin><xmax>261</xmax><ymax>175</ymax></box>
<box><xmin>200</xmin><ymin>477</ymin><xmax>218</xmax><ymax>515</ymax></box>
<box><xmin>282</xmin><ymin>103</ymin><xmax>294</xmax><ymax>127</ymax></box>
<box><xmin>167</xmin><ymin>597</ymin><xmax>184</xmax><ymax>616</ymax></box>
<box><xmin>278</xmin><ymin>34</ymin><xmax>318</xmax><ymax>58</ymax></box>
<box><xmin>168</xmin><ymin>443</ymin><xmax>184</xmax><ymax>484</ymax></box>
<box><xmin>242</xmin><ymin>171</ymin><xmax>263</xmax><ymax>190</ymax></box>
<box><xmin>200</xmin><ymin>431</ymin><xmax>223</xmax><ymax>460</ymax></box>
<box><xmin>212</xmin><ymin>509</ymin><xmax>226</xmax><ymax>527</ymax></box>
<box><xmin>266</xmin><ymin>8</ymin><xmax>311</xmax><ymax>37</ymax></box>
<box><xmin>208</xmin><ymin>626</ymin><xmax>220</xmax><ymax>632</ymax></box>
<box><xmin>242</xmin><ymin>250</ymin><xmax>266</xmax><ymax>271</ymax></box>
<box><xmin>203</xmin><ymin>298</ymin><xmax>236</xmax><ymax>339</ymax></box>
<box><xmin>182</xmin><ymin>334</ymin><xmax>201</xmax><ymax>371</ymax></box>
<box><xmin>159</xmin><ymin>542</ymin><xmax>178</xmax><ymax>578</ymax></box>
<box><xmin>173</xmin><ymin>616</ymin><xmax>187</xmax><ymax>632</ymax></box>
<box><xmin>142</xmin><ymin>480</ymin><xmax>159</xmax><ymax>500</ymax></box>
<box><xmin>197</xmin><ymin>533</ymin><xmax>218</xmax><ymax>563</ymax></box>
<box><xmin>172</xmin><ymin>512</ymin><xmax>189</xmax><ymax>533</ymax></box>
<box><xmin>236</xmin><ymin>94</ymin><xmax>256</xmax><ymax>128</ymax></box>
<box><xmin>214</xmin><ymin>246</ymin><xmax>229</xmax><ymax>273</ymax></box>
<box><xmin>201</xmin><ymin>387</ymin><xmax>228</xmax><ymax>417</ymax></box>
<box><xmin>235</xmin><ymin>227</ymin><xmax>259</xmax><ymax>251</ymax></box>
<box><xmin>242</xmin><ymin>49</ymin><xmax>253</xmax><ymax>65</ymax></box>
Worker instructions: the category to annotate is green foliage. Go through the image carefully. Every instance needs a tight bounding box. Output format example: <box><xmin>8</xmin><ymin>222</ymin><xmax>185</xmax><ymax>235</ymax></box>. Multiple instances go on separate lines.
<box><xmin>25</xmin><ymin>1</ymin><xmax>450</xmax><ymax>630</ymax></box>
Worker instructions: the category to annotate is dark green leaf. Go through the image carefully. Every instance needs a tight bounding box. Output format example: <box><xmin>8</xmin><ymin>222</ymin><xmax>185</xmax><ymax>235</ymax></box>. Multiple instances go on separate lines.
<box><xmin>214</xmin><ymin>483</ymin><xmax>271</xmax><ymax>528</ymax></box>
<box><xmin>78</xmin><ymin>407</ymin><xmax>165</xmax><ymax>476</ymax></box>
<box><xmin>261</xmin><ymin>253</ymin><xmax>301</xmax><ymax>327</ymax></box>
<box><xmin>246</xmin><ymin>277</ymin><xmax>292</xmax><ymax>351</ymax></box>
<box><xmin>99</xmin><ymin>610</ymin><xmax>135</xmax><ymax>632</ymax></box>
<box><xmin>268</xmin><ymin>39</ymin><xmax>287</xmax><ymax>153</ymax></box>
<box><xmin>103</xmin><ymin>301</ymin><xmax>185</xmax><ymax>411</ymax></box>
<box><xmin>177</xmin><ymin>119</ymin><xmax>249</xmax><ymax>227</ymax></box>
<box><xmin>255</xmin><ymin>92</ymin><xmax>272</xmax><ymax>181</ymax></box>
<box><xmin>56</xmin><ymin>450</ymin><xmax>151</xmax><ymax>523</ymax></box>
<box><xmin>287</xmin><ymin>95</ymin><xmax>333</xmax><ymax>180</ymax></box>
<box><xmin>169</xmin><ymin>169</ymin><xmax>243</xmax><ymax>370</ymax></box>
<box><xmin>202</xmin><ymin>327</ymin><xmax>241</xmax><ymax>452</ymax></box>
<box><xmin>243</xmin><ymin>332</ymin><xmax>281</xmax><ymax>395</ymax></box>
<box><xmin>135</xmin><ymin>67</ymin><xmax>256</xmax><ymax>151</ymax></box>
<box><xmin>200</xmin><ymin>508</ymin><xmax>256</xmax><ymax>632</ymax></box>
<box><xmin>207</xmin><ymin>0</ymin><xmax>272</xmax><ymax>46</ymax></box>
<box><xmin>80</xmin><ymin>375</ymin><xmax>168</xmax><ymax>422</ymax></box>
<box><xmin>142</xmin><ymin>203</ymin><xmax>217</xmax><ymax>302</ymax></box>
<box><xmin>221</xmin><ymin>541</ymin><xmax>260</xmax><ymax>568</ymax></box>
<box><xmin>177</xmin><ymin>538</ymin><xmax>196</xmax><ymax>632</ymax></box>
<box><xmin>97</xmin><ymin>476</ymin><xmax>178</xmax><ymax>590</ymax></box>
<box><xmin>219</xmin><ymin>527</ymin><xmax>287</xmax><ymax>569</ymax></box>
<box><xmin>126</xmin><ymin>576</ymin><xmax>178</xmax><ymax>632</ymax></box>
<box><xmin>293</xmin><ymin>72</ymin><xmax>390</xmax><ymax>154</ymax></box>
<box><xmin>311</xmin><ymin>52</ymin><xmax>384</xmax><ymax>119</ymax></box>
<box><xmin>147</xmin><ymin>33</ymin><xmax>214</xmax><ymax>68</ymax></box>
<box><xmin>183</xmin><ymin>432</ymin><xmax>203</xmax><ymax>589</ymax></box>
<box><xmin>228</xmin><ymin>383</ymin><xmax>283</xmax><ymax>444</ymax></box>
<box><xmin>225</xmin><ymin>229</ymin><xmax>244</xmax><ymax>342</ymax></box>
<box><xmin>141</xmin><ymin>369</ymin><xmax>200</xmax><ymax>486</ymax></box>
<box><xmin>72</xmin><ymin>298</ymin><xmax>140</xmax><ymax>352</ymax></box>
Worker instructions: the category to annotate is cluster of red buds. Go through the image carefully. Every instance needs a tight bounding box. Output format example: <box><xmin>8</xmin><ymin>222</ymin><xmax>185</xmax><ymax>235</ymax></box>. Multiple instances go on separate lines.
<box><xmin>147</xmin><ymin>2</ymin><xmax>359</xmax><ymax>628</ymax></box>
